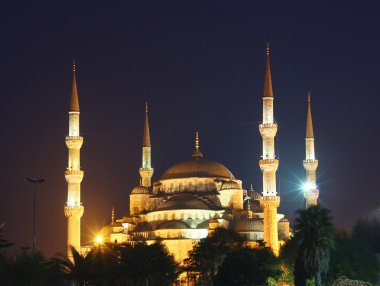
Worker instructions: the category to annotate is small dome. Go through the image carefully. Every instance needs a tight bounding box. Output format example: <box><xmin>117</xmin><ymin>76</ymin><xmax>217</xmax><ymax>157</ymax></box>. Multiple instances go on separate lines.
<box><xmin>161</xmin><ymin>156</ymin><xmax>235</xmax><ymax>180</ymax></box>
<box><xmin>131</xmin><ymin>186</ymin><xmax>150</xmax><ymax>195</ymax></box>
<box><xmin>134</xmin><ymin>221</ymin><xmax>153</xmax><ymax>232</ymax></box>
<box><xmin>279</xmin><ymin>217</ymin><xmax>289</xmax><ymax>223</ymax></box>
<box><xmin>156</xmin><ymin>195</ymin><xmax>211</xmax><ymax>211</ymax></box>
<box><xmin>220</xmin><ymin>181</ymin><xmax>241</xmax><ymax>190</ymax></box>
<box><xmin>234</xmin><ymin>218</ymin><xmax>263</xmax><ymax>233</ymax></box>
<box><xmin>245</xmin><ymin>199</ymin><xmax>263</xmax><ymax>213</ymax></box>
<box><xmin>250</xmin><ymin>191</ymin><xmax>261</xmax><ymax>200</ymax></box>
<box><xmin>156</xmin><ymin>220</ymin><xmax>190</xmax><ymax>230</ymax></box>
<box><xmin>196</xmin><ymin>220</ymin><xmax>210</xmax><ymax>229</ymax></box>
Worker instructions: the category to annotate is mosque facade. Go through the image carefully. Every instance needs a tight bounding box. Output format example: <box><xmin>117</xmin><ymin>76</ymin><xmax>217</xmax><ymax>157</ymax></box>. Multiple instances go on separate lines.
<box><xmin>64</xmin><ymin>46</ymin><xmax>319</xmax><ymax>262</ymax></box>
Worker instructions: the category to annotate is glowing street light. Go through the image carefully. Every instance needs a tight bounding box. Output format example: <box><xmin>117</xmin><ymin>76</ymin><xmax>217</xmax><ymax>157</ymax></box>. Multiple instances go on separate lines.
<box><xmin>95</xmin><ymin>235</ymin><xmax>104</xmax><ymax>245</ymax></box>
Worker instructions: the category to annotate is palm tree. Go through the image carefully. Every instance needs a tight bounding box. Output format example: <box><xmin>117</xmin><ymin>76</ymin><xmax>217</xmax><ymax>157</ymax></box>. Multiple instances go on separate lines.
<box><xmin>58</xmin><ymin>246</ymin><xmax>94</xmax><ymax>286</ymax></box>
<box><xmin>293</xmin><ymin>206</ymin><xmax>335</xmax><ymax>286</ymax></box>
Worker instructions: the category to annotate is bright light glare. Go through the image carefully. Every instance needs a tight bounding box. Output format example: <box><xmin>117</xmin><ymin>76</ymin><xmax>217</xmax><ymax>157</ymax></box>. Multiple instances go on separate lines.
<box><xmin>303</xmin><ymin>183</ymin><xmax>317</xmax><ymax>191</ymax></box>
<box><xmin>95</xmin><ymin>235</ymin><xmax>104</xmax><ymax>244</ymax></box>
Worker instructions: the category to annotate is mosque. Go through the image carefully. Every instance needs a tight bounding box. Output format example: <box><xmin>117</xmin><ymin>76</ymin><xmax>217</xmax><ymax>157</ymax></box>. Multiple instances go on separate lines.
<box><xmin>63</xmin><ymin>45</ymin><xmax>319</xmax><ymax>262</ymax></box>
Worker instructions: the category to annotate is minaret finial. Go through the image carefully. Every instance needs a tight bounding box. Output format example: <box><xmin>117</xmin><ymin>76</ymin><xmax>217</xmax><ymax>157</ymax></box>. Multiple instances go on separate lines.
<box><xmin>192</xmin><ymin>131</ymin><xmax>203</xmax><ymax>158</ymax></box>
<box><xmin>266</xmin><ymin>42</ymin><xmax>270</xmax><ymax>56</ymax></box>
<box><xmin>247</xmin><ymin>200</ymin><xmax>252</xmax><ymax>218</ymax></box>
<box><xmin>72</xmin><ymin>59</ymin><xmax>76</xmax><ymax>72</ymax></box>
<box><xmin>195</xmin><ymin>131</ymin><xmax>199</xmax><ymax>150</ymax></box>
<box><xmin>111</xmin><ymin>205</ymin><xmax>115</xmax><ymax>225</ymax></box>
<box><xmin>145</xmin><ymin>101</ymin><xmax>148</xmax><ymax>114</ymax></box>
<box><xmin>306</xmin><ymin>92</ymin><xmax>314</xmax><ymax>138</ymax></box>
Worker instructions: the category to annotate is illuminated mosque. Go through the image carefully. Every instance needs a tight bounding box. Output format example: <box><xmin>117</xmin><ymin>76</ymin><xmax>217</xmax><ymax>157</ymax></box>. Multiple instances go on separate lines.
<box><xmin>63</xmin><ymin>45</ymin><xmax>319</xmax><ymax>261</ymax></box>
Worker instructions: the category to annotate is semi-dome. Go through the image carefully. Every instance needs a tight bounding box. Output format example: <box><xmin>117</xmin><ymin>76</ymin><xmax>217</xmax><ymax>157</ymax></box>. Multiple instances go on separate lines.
<box><xmin>234</xmin><ymin>218</ymin><xmax>263</xmax><ymax>233</ymax></box>
<box><xmin>161</xmin><ymin>156</ymin><xmax>235</xmax><ymax>180</ymax></box>
<box><xmin>134</xmin><ymin>221</ymin><xmax>153</xmax><ymax>232</ymax></box>
<box><xmin>155</xmin><ymin>195</ymin><xmax>211</xmax><ymax>211</ymax></box>
<box><xmin>156</xmin><ymin>220</ymin><xmax>190</xmax><ymax>230</ymax></box>
<box><xmin>220</xmin><ymin>180</ymin><xmax>241</xmax><ymax>190</ymax></box>
<box><xmin>131</xmin><ymin>186</ymin><xmax>150</xmax><ymax>194</ymax></box>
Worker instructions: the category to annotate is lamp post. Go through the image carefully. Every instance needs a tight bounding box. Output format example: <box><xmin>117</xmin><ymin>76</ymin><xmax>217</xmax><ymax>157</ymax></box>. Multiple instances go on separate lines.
<box><xmin>24</xmin><ymin>177</ymin><xmax>45</xmax><ymax>256</ymax></box>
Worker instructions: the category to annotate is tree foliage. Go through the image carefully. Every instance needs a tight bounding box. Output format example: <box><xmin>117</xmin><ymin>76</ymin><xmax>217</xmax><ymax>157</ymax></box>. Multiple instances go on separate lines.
<box><xmin>214</xmin><ymin>247</ymin><xmax>282</xmax><ymax>286</ymax></box>
<box><xmin>117</xmin><ymin>241</ymin><xmax>179</xmax><ymax>286</ymax></box>
<box><xmin>184</xmin><ymin>228</ymin><xmax>244</xmax><ymax>285</ymax></box>
<box><xmin>324</xmin><ymin>238</ymin><xmax>379</xmax><ymax>284</ymax></box>
<box><xmin>352</xmin><ymin>218</ymin><xmax>380</xmax><ymax>252</ymax></box>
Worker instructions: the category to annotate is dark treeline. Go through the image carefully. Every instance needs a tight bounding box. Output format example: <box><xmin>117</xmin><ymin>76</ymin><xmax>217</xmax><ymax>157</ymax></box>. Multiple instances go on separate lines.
<box><xmin>1</xmin><ymin>208</ymin><xmax>379</xmax><ymax>286</ymax></box>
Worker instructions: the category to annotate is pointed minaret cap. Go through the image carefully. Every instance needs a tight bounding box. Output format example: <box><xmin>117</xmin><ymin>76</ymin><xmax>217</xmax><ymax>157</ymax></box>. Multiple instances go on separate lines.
<box><xmin>263</xmin><ymin>42</ymin><xmax>274</xmax><ymax>98</ymax></box>
<box><xmin>306</xmin><ymin>92</ymin><xmax>314</xmax><ymax>138</ymax></box>
<box><xmin>142</xmin><ymin>102</ymin><xmax>151</xmax><ymax>147</ymax></box>
<box><xmin>192</xmin><ymin>131</ymin><xmax>203</xmax><ymax>158</ymax></box>
<box><xmin>69</xmin><ymin>60</ymin><xmax>80</xmax><ymax>112</ymax></box>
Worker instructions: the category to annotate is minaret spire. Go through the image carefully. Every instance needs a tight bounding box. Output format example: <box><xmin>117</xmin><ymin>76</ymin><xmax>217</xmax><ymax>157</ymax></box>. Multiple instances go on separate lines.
<box><xmin>303</xmin><ymin>93</ymin><xmax>319</xmax><ymax>208</ymax></box>
<box><xmin>143</xmin><ymin>102</ymin><xmax>151</xmax><ymax>147</ymax></box>
<box><xmin>64</xmin><ymin>61</ymin><xmax>84</xmax><ymax>260</ymax></box>
<box><xmin>306</xmin><ymin>93</ymin><xmax>314</xmax><ymax>138</ymax></box>
<box><xmin>69</xmin><ymin>60</ymin><xmax>80</xmax><ymax>112</ymax></box>
<box><xmin>139</xmin><ymin>102</ymin><xmax>154</xmax><ymax>187</ymax></box>
<box><xmin>259</xmin><ymin>44</ymin><xmax>280</xmax><ymax>256</ymax></box>
<box><xmin>263</xmin><ymin>42</ymin><xmax>273</xmax><ymax>99</ymax></box>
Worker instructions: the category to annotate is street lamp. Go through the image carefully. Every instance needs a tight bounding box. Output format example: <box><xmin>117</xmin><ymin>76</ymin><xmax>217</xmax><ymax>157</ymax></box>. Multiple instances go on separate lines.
<box><xmin>24</xmin><ymin>177</ymin><xmax>45</xmax><ymax>256</ymax></box>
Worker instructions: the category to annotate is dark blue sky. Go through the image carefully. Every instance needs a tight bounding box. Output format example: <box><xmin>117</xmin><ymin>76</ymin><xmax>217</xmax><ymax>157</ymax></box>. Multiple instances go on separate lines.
<box><xmin>0</xmin><ymin>1</ymin><xmax>379</xmax><ymax>257</ymax></box>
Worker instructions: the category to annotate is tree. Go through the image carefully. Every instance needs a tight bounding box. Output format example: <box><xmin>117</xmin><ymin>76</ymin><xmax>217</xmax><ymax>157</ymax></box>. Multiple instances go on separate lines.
<box><xmin>58</xmin><ymin>246</ymin><xmax>95</xmax><ymax>285</ymax></box>
<box><xmin>0</xmin><ymin>222</ymin><xmax>13</xmax><ymax>251</ymax></box>
<box><xmin>213</xmin><ymin>247</ymin><xmax>282</xmax><ymax>286</ymax></box>
<box><xmin>352</xmin><ymin>218</ymin><xmax>380</xmax><ymax>252</ymax></box>
<box><xmin>184</xmin><ymin>228</ymin><xmax>244</xmax><ymax>285</ymax></box>
<box><xmin>293</xmin><ymin>206</ymin><xmax>335</xmax><ymax>286</ymax></box>
<box><xmin>324</xmin><ymin>238</ymin><xmax>379</xmax><ymax>284</ymax></box>
<box><xmin>117</xmin><ymin>241</ymin><xmax>179</xmax><ymax>286</ymax></box>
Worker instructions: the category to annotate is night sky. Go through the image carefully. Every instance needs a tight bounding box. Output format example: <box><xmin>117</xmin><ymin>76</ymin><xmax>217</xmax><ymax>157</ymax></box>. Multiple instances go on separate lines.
<box><xmin>1</xmin><ymin>1</ymin><xmax>379</xmax><ymax>257</ymax></box>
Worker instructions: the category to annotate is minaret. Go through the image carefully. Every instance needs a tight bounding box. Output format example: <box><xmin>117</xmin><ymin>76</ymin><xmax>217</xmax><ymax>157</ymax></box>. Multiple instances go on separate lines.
<box><xmin>64</xmin><ymin>61</ymin><xmax>84</xmax><ymax>259</ymax></box>
<box><xmin>139</xmin><ymin>102</ymin><xmax>154</xmax><ymax>187</ymax></box>
<box><xmin>303</xmin><ymin>94</ymin><xmax>319</xmax><ymax>208</ymax></box>
<box><xmin>259</xmin><ymin>44</ymin><xmax>280</xmax><ymax>256</ymax></box>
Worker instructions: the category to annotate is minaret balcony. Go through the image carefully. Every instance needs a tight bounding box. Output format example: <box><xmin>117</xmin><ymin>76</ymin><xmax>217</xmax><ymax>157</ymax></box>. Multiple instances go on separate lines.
<box><xmin>304</xmin><ymin>189</ymin><xmax>319</xmax><ymax>200</ymax></box>
<box><xmin>303</xmin><ymin>159</ymin><xmax>318</xmax><ymax>170</ymax></box>
<box><xmin>259</xmin><ymin>123</ymin><xmax>278</xmax><ymax>137</ymax></box>
<box><xmin>64</xmin><ymin>204</ymin><xmax>84</xmax><ymax>218</ymax></box>
<box><xmin>259</xmin><ymin>159</ymin><xmax>279</xmax><ymax>172</ymax></box>
<box><xmin>65</xmin><ymin>170</ymin><xmax>84</xmax><ymax>182</ymax></box>
<box><xmin>65</xmin><ymin>136</ymin><xmax>84</xmax><ymax>149</ymax></box>
<box><xmin>259</xmin><ymin>196</ymin><xmax>280</xmax><ymax>208</ymax></box>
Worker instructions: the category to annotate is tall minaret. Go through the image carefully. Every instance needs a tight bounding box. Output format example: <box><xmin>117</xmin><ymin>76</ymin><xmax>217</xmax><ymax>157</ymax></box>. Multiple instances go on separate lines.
<box><xmin>64</xmin><ymin>61</ymin><xmax>84</xmax><ymax>258</ymax></box>
<box><xmin>303</xmin><ymin>94</ymin><xmax>319</xmax><ymax>208</ymax></box>
<box><xmin>139</xmin><ymin>102</ymin><xmax>154</xmax><ymax>187</ymax></box>
<box><xmin>259</xmin><ymin>44</ymin><xmax>280</xmax><ymax>256</ymax></box>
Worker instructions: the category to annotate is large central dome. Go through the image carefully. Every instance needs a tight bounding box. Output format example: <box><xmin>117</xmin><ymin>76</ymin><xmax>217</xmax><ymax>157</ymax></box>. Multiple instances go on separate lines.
<box><xmin>161</xmin><ymin>155</ymin><xmax>235</xmax><ymax>180</ymax></box>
